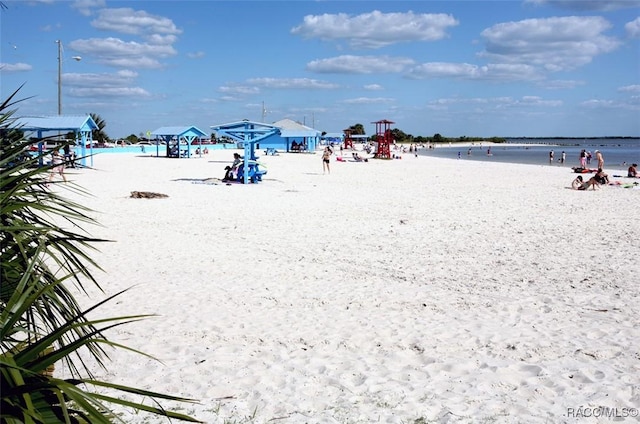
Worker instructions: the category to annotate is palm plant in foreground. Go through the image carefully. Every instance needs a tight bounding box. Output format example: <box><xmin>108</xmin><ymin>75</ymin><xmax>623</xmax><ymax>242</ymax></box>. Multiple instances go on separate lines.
<box><xmin>0</xmin><ymin>87</ymin><xmax>201</xmax><ymax>422</ymax></box>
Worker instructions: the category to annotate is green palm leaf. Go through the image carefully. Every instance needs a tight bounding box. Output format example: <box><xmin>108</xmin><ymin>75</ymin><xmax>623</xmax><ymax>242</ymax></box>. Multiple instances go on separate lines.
<box><xmin>1</xmin><ymin>87</ymin><xmax>202</xmax><ymax>422</ymax></box>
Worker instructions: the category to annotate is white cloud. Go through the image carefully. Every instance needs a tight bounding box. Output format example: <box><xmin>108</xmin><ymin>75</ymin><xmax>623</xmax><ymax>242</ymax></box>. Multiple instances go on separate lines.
<box><xmin>187</xmin><ymin>51</ymin><xmax>205</xmax><ymax>59</ymax></box>
<box><xmin>479</xmin><ymin>16</ymin><xmax>621</xmax><ymax>71</ymax></box>
<box><xmin>525</xmin><ymin>0</ymin><xmax>640</xmax><ymax>11</ymax></box>
<box><xmin>64</xmin><ymin>69</ymin><xmax>138</xmax><ymax>88</ymax></box>
<box><xmin>428</xmin><ymin>95</ymin><xmax>561</xmax><ymax>109</ymax></box>
<box><xmin>364</xmin><ymin>84</ymin><xmax>384</xmax><ymax>91</ymax></box>
<box><xmin>619</xmin><ymin>84</ymin><xmax>640</xmax><ymax>93</ymax></box>
<box><xmin>91</xmin><ymin>8</ymin><xmax>182</xmax><ymax>38</ymax></box>
<box><xmin>69</xmin><ymin>37</ymin><xmax>177</xmax><ymax>69</ymax></box>
<box><xmin>341</xmin><ymin>97</ymin><xmax>394</xmax><ymax>104</ymax></box>
<box><xmin>71</xmin><ymin>0</ymin><xmax>105</xmax><ymax>16</ymax></box>
<box><xmin>406</xmin><ymin>62</ymin><xmax>541</xmax><ymax>81</ymax></box>
<box><xmin>63</xmin><ymin>69</ymin><xmax>150</xmax><ymax>98</ymax></box>
<box><xmin>0</xmin><ymin>62</ymin><xmax>32</xmax><ymax>72</ymax></box>
<box><xmin>306</xmin><ymin>55</ymin><xmax>415</xmax><ymax>74</ymax></box>
<box><xmin>291</xmin><ymin>10</ymin><xmax>458</xmax><ymax>49</ymax></box>
<box><xmin>70</xmin><ymin>86</ymin><xmax>151</xmax><ymax>97</ymax></box>
<box><xmin>625</xmin><ymin>17</ymin><xmax>640</xmax><ymax>38</ymax></box>
<box><xmin>539</xmin><ymin>79</ymin><xmax>586</xmax><ymax>89</ymax></box>
<box><xmin>246</xmin><ymin>78</ymin><xmax>339</xmax><ymax>89</ymax></box>
<box><xmin>218</xmin><ymin>86</ymin><xmax>260</xmax><ymax>95</ymax></box>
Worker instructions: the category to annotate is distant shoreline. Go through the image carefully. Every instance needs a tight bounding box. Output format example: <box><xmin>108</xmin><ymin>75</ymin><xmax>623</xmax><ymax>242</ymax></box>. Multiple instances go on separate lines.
<box><xmin>506</xmin><ymin>136</ymin><xmax>639</xmax><ymax>140</ymax></box>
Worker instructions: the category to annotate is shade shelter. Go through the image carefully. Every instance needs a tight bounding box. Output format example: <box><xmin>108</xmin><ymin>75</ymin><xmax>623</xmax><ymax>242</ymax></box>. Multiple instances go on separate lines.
<box><xmin>210</xmin><ymin>120</ymin><xmax>279</xmax><ymax>184</ymax></box>
<box><xmin>13</xmin><ymin>115</ymin><xmax>98</xmax><ymax>167</ymax></box>
<box><xmin>272</xmin><ymin>119</ymin><xmax>320</xmax><ymax>152</ymax></box>
<box><xmin>150</xmin><ymin>126</ymin><xmax>208</xmax><ymax>158</ymax></box>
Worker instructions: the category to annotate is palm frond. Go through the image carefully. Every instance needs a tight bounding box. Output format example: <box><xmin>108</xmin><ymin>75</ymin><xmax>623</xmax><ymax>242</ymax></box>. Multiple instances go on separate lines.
<box><xmin>1</xmin><ymin>86</ymin><xmax>202</xmax><ymax>422</ymax></box>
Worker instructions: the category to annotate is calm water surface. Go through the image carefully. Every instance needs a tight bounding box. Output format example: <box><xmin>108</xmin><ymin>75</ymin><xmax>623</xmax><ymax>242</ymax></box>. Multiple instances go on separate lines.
<box><xmin>419</xmin><ymin>139</ymin><xmax>640</xmax><ymax>173</ymax></box>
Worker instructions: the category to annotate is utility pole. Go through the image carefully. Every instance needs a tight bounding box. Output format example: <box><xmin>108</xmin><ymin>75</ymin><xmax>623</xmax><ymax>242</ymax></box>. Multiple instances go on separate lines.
<box><xmin>56</xmin><ymin>40</ymin><xmax>81</xmax><ymax>116</ymax></box>
<box><xmin>57</xmin><ymin>40</ymin><xmax>62</xmax><ymax>115</ymax></box>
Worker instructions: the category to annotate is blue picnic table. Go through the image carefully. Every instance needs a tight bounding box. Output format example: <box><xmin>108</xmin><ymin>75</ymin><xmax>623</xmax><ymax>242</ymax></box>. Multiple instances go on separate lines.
<box><xmin>236</xmin><ymin>160</ymin><xmax>266</xmax><ymax>183</ymax></box>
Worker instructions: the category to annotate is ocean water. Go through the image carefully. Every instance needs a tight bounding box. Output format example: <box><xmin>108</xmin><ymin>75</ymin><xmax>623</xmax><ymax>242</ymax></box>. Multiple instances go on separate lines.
<box><xmin>419</xmin><ymin>139</ymin><xmax>640</xmax><ymax>173</ymax></box>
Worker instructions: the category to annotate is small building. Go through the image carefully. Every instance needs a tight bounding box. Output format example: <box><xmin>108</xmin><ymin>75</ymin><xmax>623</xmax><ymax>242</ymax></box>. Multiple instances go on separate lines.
<box><xmin>259</xmin><ymin>119</ymin><xmax>321</xmax><ymax>153</ymax></box>
<box><xmin>12</xmin><ymin>115</ymin><xmax>98</xmax><ymax>167</ymax></box>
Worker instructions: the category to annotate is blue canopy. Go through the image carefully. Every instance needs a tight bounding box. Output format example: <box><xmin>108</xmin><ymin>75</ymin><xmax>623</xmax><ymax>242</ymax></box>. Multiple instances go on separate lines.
<box><xmin>211</xmin><ymin>120</ymin><xmax>280</xmax><ymax>183</ymax></box>
<box><xmin>13</xmin><ymin>115</ymin><xmax>98</xmax><ymax>167</ymax></box>
<box><xmin>150</xmin><ymin>126</ymin><xmax>207</xmax><ymax>158</ymax></box>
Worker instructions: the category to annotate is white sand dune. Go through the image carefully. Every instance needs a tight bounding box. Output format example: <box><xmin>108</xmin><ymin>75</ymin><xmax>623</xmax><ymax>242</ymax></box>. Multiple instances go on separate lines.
<box><xmin>55</xmin><ymin>148</ymin><xmax>639</xmax><ymax>423</ymax></box>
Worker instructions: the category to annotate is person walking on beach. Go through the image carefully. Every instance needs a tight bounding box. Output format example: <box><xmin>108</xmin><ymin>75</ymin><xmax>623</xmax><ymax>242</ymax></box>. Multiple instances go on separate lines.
<box><xmin>595</xmin><ymin>150</ymin><xmax>604</xmax><ymax>169</ymax></box>
<box><xmin>322</xmin><ymin>146</ymin><xmax>332</xmax><ymax>174</ymax></box>
<box><xmin>48</xmin><ymin>150</ymin><xmax>67</xmax><ymax>183</ymax></box>
<box><xmin>561</xmin><ymin>151</ymin><xmax>566</xmax><ymax>164</ymax></box>
<box><xmin>549</xmin><ymin>150</ymin><xmax>554</xmax><ymax>163</ymax></box>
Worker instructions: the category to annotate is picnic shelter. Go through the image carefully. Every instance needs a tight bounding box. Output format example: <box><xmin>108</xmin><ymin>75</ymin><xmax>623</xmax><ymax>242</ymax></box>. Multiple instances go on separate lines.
<box><xmin>150</xmin><ymin>126</ymin><xmax>208</xmax><ymax>158</ymax></box>
<box><xmin>211</xmin><ymin>120</ymin><xmax>279</xmax><ymax>183</ymax></box>
<box><xmin>13</xmin><ymin>115</ymin><xmax>98</xmax><ymax>167</ymax></box>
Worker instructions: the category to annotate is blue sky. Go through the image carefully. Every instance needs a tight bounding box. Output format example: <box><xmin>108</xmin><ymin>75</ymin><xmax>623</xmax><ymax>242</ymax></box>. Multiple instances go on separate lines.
<box><xmin>1</xmin><ymin>0</ymin><xmax>639</xmax><ymax>138</ymax></box>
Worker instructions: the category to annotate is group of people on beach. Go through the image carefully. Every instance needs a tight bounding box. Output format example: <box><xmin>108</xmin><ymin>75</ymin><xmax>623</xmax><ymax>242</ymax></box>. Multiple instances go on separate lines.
<box><xmin>571</xmin><ymin>149</ymin><xmax>613</xmax><ymax>190</ymax></box>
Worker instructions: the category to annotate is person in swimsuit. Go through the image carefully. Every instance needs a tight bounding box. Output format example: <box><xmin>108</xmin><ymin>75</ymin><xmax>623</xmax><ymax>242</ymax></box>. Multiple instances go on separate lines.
<box><xmin>48</xmin><ymin>150</ymin><xmax>67</xmax><ymax>183</ymax></box>
<box><xmin>322</xmin><ymin>146</ymin><xmax>332</xmax><ymax>174</ymax></box>
<box><xmin>595</xmin><ymin>150</ymin><xmax>604</xmax><ymax>170</ymax></box>
<box><xmin>572</xmin><ymin>175</ymin><xmax>599</xmax><ymax>190</ymax></box>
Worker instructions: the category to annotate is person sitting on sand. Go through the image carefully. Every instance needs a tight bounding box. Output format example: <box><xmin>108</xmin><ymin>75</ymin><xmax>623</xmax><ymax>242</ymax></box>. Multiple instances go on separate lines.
<box><xmin>223</xmin><ymin>153</ymin><xmax>242</xmax><ymax>181</ymax></box>
<box><xmin>628</xmin><ymin>163</ymin><xmax>638</xmax><ymax>178</ymax></box>
<box><xmin>352</xmin><ymin>152</ymin><xmax>368</xmax><ymax>162</ymax></box>
<box><xmin>572</xmin><ymin>175</ymin><xmax>599</xmax><ymax>191</ymax></box>
<box><xmin>594</xmin><ymin>168</ymin><xmax>609</xmax><ymax>185</ymax></box>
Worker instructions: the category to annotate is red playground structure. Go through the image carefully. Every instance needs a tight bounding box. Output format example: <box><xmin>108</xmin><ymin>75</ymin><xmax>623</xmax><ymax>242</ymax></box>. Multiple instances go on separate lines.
<box><xmin>372</xmin><ymin>119</ymin><xmax>394</xmax><ymax>159</ymax></box>
<box><xmin>343</xmin><ymin>128</ymin><xmax>354</xmax><ymax>150</ymax></box>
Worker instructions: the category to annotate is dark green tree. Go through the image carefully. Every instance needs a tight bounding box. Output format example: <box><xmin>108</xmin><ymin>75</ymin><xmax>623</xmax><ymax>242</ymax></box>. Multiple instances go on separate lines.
<box><xmin>349</xmin><ymin>123</ymin><xmax>366</xmax><ymax>135</ymax></box>
<box><xmin>90</xmin><ymin>113</ymin><xmax>109</xmax><ymax>143</ymax></box>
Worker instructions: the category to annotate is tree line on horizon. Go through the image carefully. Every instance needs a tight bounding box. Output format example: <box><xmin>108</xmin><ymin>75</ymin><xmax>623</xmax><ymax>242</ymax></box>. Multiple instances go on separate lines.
<box><xmin>343</xmin><ymin>123</ymin><xmax>507</xmax><ymax>144</ymax></box>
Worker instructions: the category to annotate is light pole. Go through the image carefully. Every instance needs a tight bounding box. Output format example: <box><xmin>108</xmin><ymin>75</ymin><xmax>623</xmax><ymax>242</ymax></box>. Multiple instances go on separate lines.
<box><xmin>56</xmin><ymin>40</ymin><xmax>81</xmax><ymax>115</ymax></box>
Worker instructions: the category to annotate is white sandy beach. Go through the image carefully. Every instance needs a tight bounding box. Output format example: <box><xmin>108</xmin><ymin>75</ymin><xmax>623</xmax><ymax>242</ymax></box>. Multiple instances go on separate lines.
<box><xmin>54</xmin><ymin>148</ymin><xmax>639</xmax><ymax>423</ymax></box>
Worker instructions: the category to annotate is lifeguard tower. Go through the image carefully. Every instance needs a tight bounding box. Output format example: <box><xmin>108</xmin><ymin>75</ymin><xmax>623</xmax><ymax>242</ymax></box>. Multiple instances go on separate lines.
<box><xmin>372</xmin><ymin>119</ymin><xmax>394</xmax><ymax>159</ymax></box>
<box><xmin>343</xmin><ymin>128</ymin><xmax>354</xmax><ymax>150</ymax></box>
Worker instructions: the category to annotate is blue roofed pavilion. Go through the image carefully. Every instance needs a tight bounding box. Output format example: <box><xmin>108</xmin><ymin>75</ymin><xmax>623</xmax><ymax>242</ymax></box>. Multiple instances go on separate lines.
<box><xmin>150</xmin><ymin>126</ymin><xmax>208</xmax><ymax>158</ymax></box>
<box><xmin>13</xmin><ymin>115</ymin><xmax>98</xmax><ymax>167</ymax></box>
<box><xmin>211</xmin><ymin>120</ymin><xmax>280</xmax><ymax>184</ymax></box>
